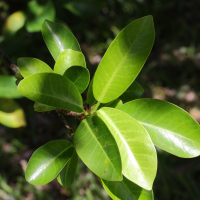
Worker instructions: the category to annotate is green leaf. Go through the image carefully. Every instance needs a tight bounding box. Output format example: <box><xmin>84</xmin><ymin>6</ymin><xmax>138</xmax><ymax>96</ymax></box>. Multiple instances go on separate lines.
<box><xmin>73</xmin><ymin>116</ymin><xmax>122</xmax><ymax>181</ymax></box>
<box><xmin>99</xmin><ymin>99</ymin><xmax>122</xmax><ymax>109</ymax></box>
<box><xmin>42</xmin><ymin>20</ymin><xmax>81</xmax><ymax>61</ymax></box>
<box><xmin>0</xmin><ymin>76</ymin><xmax>22</xmax><ymax>98</ymax></box>
<box><xmin>100</xmin><ymin>176</ymin><xmax>154</xmax><ymax>200</ymax></box>
<box><xmin>17</xmin><ymin>57</ymin><xmax>53</xmax><ymax>78</ymax></box>
<box><xmin>25</xmin><ymin>140</ymin><xmax>74</xmax><ymax>185</ymax></box>
<box><xmin>54</xmin><ymin>49</ymin><xmax>86</xmax><ymax>75</ymax></box>
<box><xmin>18</xmin><ymin>73</ymin><xmax>84</xmax><ymax>113</ymax></box>
<box><xmin>63</xmin><ymin>66</ymin><xmax>90</xmax><ymax>94</ymax></box>
<box><xmin>26</xmin><ymin>0</ymin><xmax>55</xmax><ymax>32</ymax></box>
<box><xmin>120</xmin><ymin>81</ymin><xmax>144</xmax><ymax>103</ymax></box>
<box><xmin>34</xmin><ymin>102</ymin><xmax>55</xmax><ymax>112</ymax></box>
<box><xmin>97</xmin><ymin>107</ymin><xmax>157</xmax><ymax>190</ymax></box>
<box><xmin>87</xmin><ymin>78</ymin><xmax>97</xmax><ymax>107</ymax></box>
<box><xmin>93</xmin><ymin>16</ymin><xmax>155</xmax><ymax>103</ymax></box>
<box><xmin>57</xmin><ymin>151</ymin><xmax>78</xmax><ymax>189</ymax></box>
<box><xmin>117</xmin><ymin>99</ymin><xmax>200</xmax><ymax>158</ymax></box>
<box><xmin>64</xmin><ymin>0</ymin><xmax>103</xmax><ymax>17</ymax></box>
<box><xmin>0</xmin><ymin>99</ymin><xmax>26</xmax><ymax>128</ymax></box>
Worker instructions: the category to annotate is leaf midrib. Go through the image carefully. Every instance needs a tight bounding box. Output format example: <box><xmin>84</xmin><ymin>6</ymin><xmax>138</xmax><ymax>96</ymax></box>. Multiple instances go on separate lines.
<box><xmin>21</xmin><ymin>86</ymin><xmax>82</xmax><ymax>110</ymax></box>
<box><xmin>141</xmin><ymin>122</ymin><xmax>200</xmax><ymax>146</ymax></box>
<box><xmin>97</xmin><ymin>18</ymin><xmax>147</xmax><ymax>102</ymax></box>
<box><xmin>98</xmin><ymin>110</ymin><xmax>142</xmax><ymax>170</ymax></box>
<box><xmin>29</xmin><ymin>145</ymin><xmax>73</xmax><ymax>181</ymax></box>
<box><xmin>121</xmin><ymin>181</ymin><xmax>137</xmax><ymax>200</ymax></box>
<box><xmin>83</xmin><ymin>120</ymin><xmax>121</xmax><ymax>178</ymax></box>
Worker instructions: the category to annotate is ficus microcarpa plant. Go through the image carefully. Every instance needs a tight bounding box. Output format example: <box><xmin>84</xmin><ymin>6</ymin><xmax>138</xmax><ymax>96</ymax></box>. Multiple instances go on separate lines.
<box><xmin>15</xmin><ymin>15</ymin><xmax>200</xmax><ymax>200</ymax></box>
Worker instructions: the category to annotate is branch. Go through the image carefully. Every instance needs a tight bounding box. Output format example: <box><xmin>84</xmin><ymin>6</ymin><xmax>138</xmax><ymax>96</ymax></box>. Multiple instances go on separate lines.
<box><xmin>56</xmin><ymin>109</ymin><xmax>73</xmax><ymax>135</ymax></box>
<box><xmin>0</xmin><ymin>48</ymin><xmax>19</xmax><ymax>73</ymax></box>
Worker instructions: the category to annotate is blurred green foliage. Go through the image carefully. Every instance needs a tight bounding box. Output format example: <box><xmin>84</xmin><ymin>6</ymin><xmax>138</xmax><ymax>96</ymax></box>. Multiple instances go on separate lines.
<box><xmin>0</xmin><ymin>0</ymin><xmax>200</xmax><ymax>199</ymax></box>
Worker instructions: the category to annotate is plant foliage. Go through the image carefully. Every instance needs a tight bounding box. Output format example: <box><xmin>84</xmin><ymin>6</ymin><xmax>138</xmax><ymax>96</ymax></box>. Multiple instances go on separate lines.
<box><xmin>15</xmin><ymin>16</ymin><xmax>200</xmax><ymax>200</ymax></box>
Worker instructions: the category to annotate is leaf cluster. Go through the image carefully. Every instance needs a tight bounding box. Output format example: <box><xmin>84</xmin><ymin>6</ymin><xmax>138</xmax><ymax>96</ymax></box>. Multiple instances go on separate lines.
<box><xmin>15</xmin><ymin>16</ymin><xmax>200</xmax><ymax>200</ymax></box>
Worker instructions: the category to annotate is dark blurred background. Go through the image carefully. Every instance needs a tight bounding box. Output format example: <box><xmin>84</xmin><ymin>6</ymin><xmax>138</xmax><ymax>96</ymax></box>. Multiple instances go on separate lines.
<box><xmin>0</xmin><ymin>0</ymin><xmax>200</xmax><ymax>199</ymax></box>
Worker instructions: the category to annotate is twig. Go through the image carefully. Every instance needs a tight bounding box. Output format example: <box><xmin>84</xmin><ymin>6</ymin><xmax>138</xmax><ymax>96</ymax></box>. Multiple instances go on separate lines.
<box><xmin>56</xmin><ymin>109</ymin><xmax>73</xmax><ymax>135</ymax></box>
<box><xmin>0</xmin><ymin>48</ymin><xmax>19</xmax><ymax>73</ymax></box>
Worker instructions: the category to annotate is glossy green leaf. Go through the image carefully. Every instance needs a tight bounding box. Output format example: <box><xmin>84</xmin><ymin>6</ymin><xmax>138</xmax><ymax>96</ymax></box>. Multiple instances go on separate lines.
<box><xmin>17</xmin><ymin>57</ymin><xmax>53</xmax><ymax>78</ymax></box>
<box><xmin>26</xmin><ymin>0</ymin><xmax>55</xmax><ymax>32</ymax></box>
<box><xmin>63</xmin><ymin>66</ymin><xmax>90</xmax><ymax>94</ymax></box>
<box><xmin>99</xmin><ymin>99</ymin><xmax>122</xmax><ymax>109</ymax></box>
<box><xmin>0</xmin><ymin>99</ymin><xmax>26</xmax><ymax>128</ymax></box>
<box><xmin>0</xmin><ymin>76</ymin><xmax>22</xmax><ymax>98</ymax></box>
<box><xmin>57</xmin><ymin>151</ymin><xmax>78</xmax><ymax>189</ymax></box>
<box><xmin>34</xmin><ymin>102</ymin><xmax>55</xmax><ymax>112</ymax></box>
<box><xmin>93</xmin><ymin>16</ymin><xmax>155</xmax><ymax>103</ymax></box>
<box><xmin>87</xmin><ymin>78</ymin><xmax>97</xmax><ymax>107</ymax></box>
<box><xmin>18</xmin><ymin>73</ymin><xmax>84</xmax><ymax>113</ymax></box>
<box><xmin>73</xmin><ymin>116</ymin><xmax>122</xmax><ymax>181</ymax></box>
<box><xmin>54</xmin><ymin>49</ymin><xmax>86</xmax><ymax>75</ymax></box>
<box><xmin>120</xmin><ymin>81</ymin><xmax>144</xmax><ymax>103</ymax></box>
<box><xmin>42</xmin><ymin>20</ymin><xmax>81</xmax><ymax>61</ymax></box>
<box><xmin>100</xmin><ymin>176</ymin><xmax>154</xmax><ymax>200</ymax></box>
<box><xmin>25</xmin><ymin>140</ymin><xmax>74</xmax><ymax>185</ymax></box>
<box><xmin>97</xmin><ymin>107</ymin><xmax>157</xmax><ymax>190</ymax></box>
<box><xmin>117</xmin><ymin>99</ymin><xmax>200</xmax><ymax>158</ymax></box>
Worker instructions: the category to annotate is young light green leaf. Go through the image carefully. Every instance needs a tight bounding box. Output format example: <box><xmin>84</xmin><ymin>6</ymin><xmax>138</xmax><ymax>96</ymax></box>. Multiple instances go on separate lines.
<box><xmin>17</xmin><ymin>57</ymin><xmax>53</xmax><ymax>78</ymax></box>
<box><xmin>57</xmin><ymin>151</ymin><xmax>78</xmax><ymax>189</ymax></box>
<box><xmin>97</xmin><ymin>107</ymin><xmax>157</xmax><ymax>190</ymax></box>
<box><xmin>93</xmin><ymin>15</ymin><xmax>155</xmax><ymax>103</ymax></box>
<box><xmin>18</xmin><ymin>73</ymin><xmax>83</xmax><ymax>113</ymax></box>
<box><xmin>100</xmin><ymin>176</ymin><xmax>154</xmax><ymax>200</ymax></box>
<box><xmin>34</xmin><ymin>102</ymin><xmax>55</xmax><ymax>112</ymax></box>
<box><xmin>87</xmin><ymin>78</ymin><xmax>97</xmax><ymax>107</ymax></box>
<box><xmin>73</xmin><ymin>116</ymin><xmax>122</xmax><ymax>181</ymax></box>
<box><xmin>117</xmin><ymin>99</ymin><xmax>200</xmax><ymax>158</ymax></box>
<box><xmin>54</xmin><ymin>49</ymin><xmax>86</xmax><ymax>75</ymax></box>
<box><xmin>25</xmin><ymin>140</ymin><xmax>74</xmax><ymax>185</ymax></box>
<box><xmin>42</xmin><ymin>20</ymin><xmax>81</xmax><ymax>60</ymax></box>
<box><xmin>0</xmin><ymin>99</ymin><xmax>26</xmax><ymax>128</ymax></box>
<box><xmin>2</xmin><ymin>11</ymin><xmax>26</xmax><ymax>38</ymax></box>
<box><xmin>120</xmin><ymin>81</ymin><xmax>144</xmax><ymax>103</ymax></box>
<box><xmin>0</xmin><ymin>76</ymin><xmax>22</xmax><ymax>98</ymax></box>
<box><xmin>26</xmin><ymin>0</ymin><xmax>55</xmax><ymax>32</ymax></box>
<box><xmin>63</xmin><ymin>66</ymin><xmax>90</xmax><ymax>94</ymax></box>
<box><xmin>0</xmin><ymin>109</ymin><xmax>26</xmax><ymax>128</ymax></box>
